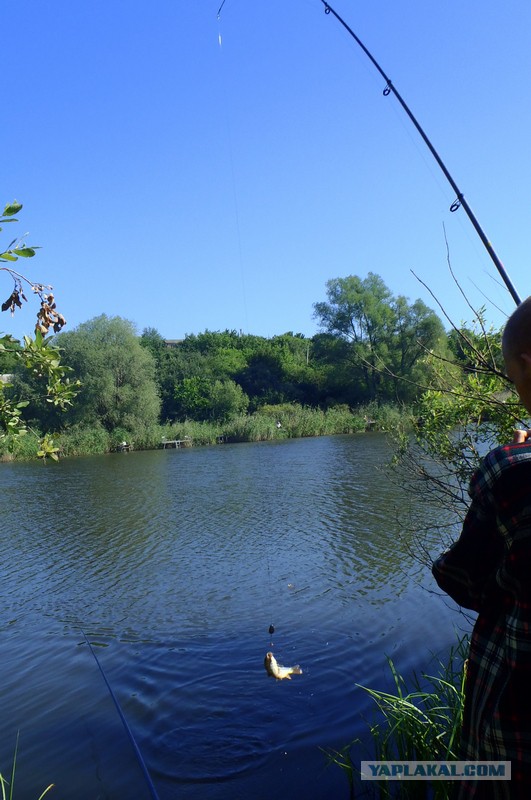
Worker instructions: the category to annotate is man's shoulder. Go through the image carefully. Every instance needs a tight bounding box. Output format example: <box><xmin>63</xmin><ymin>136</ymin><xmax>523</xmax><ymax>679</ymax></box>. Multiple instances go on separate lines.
<box><xmin>481</xmin><ymin>442</ymin><xmax>531</xmax><ymax>481</ymax></box>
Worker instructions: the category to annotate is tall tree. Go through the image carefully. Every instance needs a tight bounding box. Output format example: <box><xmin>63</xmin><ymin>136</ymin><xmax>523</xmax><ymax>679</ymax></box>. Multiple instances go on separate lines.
<box><xmin>313</xmin><ymin>273</ymin><xmax>446</xmax><ymax>403</ymax></box>
<box><xmin>56</xmin><ymin>315</ymin><xmax>160</xmax><ymax>433</ymax></box>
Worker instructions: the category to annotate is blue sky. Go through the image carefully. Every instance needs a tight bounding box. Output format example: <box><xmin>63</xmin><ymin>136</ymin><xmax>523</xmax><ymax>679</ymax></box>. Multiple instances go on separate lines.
<box><xmin>2</xmin><ymin>0</ymin><xmax>531</xmax><ymax>341</ymax></box>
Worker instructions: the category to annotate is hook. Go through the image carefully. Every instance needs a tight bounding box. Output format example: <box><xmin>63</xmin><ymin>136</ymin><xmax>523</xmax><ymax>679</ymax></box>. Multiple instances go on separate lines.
<box><xmin>324</xmin><ymin>4</ymin><xmax>331</xmax><ymax>14</ymax></box>
<box><xmin>383</xmin><ymin>81</ymin><xmax>392</xmax><ymax>96</ymax></box>
<box><xmin>450</xmin><ymin>196</ymin><xmax>462</xmax><ymax>212</ymax></box>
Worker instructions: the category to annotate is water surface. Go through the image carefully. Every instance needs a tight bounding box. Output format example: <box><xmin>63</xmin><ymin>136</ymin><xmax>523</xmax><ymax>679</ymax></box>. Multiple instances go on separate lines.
<box><xmin>0</xmin><ymin>435</ymin><xmax>466</xmax><ymax>799</ymax></box>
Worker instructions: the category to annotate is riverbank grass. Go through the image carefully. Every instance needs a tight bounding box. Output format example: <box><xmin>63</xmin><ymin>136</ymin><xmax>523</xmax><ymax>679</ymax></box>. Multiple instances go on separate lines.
<box><xmin>326</xmin><ymin>635</ymin><xmax>467</xmax><ymax>799</ymax></box>
<box><xmin>0</xmin><ymin>402</ymin><xmax>412</xmax><ymax>460</ymax></box>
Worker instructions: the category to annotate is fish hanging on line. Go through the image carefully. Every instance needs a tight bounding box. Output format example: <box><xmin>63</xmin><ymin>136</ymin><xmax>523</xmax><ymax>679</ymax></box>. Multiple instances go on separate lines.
<box><xmin>264</xmin><ymin>651</ymin><xmax>303</xmax><ymax>681</ymax></box>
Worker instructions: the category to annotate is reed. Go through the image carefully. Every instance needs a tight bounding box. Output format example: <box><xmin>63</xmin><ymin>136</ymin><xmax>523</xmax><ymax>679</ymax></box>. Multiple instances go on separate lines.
<box><xmin>0</xmin><ymin>402</ymin><xmax>411</xmax><ymax>460</ymax></box>
<box><xmin>234</xmin><ymin>402</ymin><xmax>368</xmax><ymax>439</ymax></box>
<box><xmin>0</xmin><ymin>735</ymin><xmax>53</xmax><ymax>800</ymax></box>
<box><xmin>223</xmin><ymin>413</ymin><xmax>278</xmax><ymax>442</ymax></box>
<box><xmin>0</xmin><ymin>430</ymin><xmax>41</xmax><ymax>461</ymax></box>
<box><xmin>356</xmin><ymin>402</ymin><xmax>410</xmax><ymax>433</ymax></box>
<box><xmin>161</xmin><ymin>419</ymin><xmax>220</xmax><ymax>446</ymax></box>
<box><xmin>54</xmin><ymin>424</ymin><xmax>110</xmax><ymax>456</ymax></box>
<box><xmin>325</xmin><ymin>635</ymin><xmax>467</xmax><ymax>799</ymax></box>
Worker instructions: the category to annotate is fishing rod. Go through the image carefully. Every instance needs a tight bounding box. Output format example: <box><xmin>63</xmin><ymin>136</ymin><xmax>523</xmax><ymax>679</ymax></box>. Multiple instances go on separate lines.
<box><xmin>319</xmin><ymin>0</ymin><xmax>522</xmax><ymax>306</ymax></box>
<box><xmin>81</xmin><ymin>630</ymin><xmax>161</xmax><ymax>800</ymax></box>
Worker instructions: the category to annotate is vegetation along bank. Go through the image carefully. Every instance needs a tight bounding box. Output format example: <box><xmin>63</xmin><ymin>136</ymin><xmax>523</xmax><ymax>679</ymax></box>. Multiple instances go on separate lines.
<box><xmin>1</xmin><ymin>272</ymin><xmax>511</xmax><ymax>461</ymax></box>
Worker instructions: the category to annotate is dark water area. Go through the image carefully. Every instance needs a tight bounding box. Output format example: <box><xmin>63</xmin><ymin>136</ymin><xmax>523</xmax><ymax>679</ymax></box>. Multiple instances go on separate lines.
<box><xmin>0</xmin><ymin>434</ymin><xmax>468</xmax><ymax>799</ymax></box>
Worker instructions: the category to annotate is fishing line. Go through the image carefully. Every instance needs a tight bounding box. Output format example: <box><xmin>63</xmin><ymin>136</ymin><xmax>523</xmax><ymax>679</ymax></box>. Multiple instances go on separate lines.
<box><xmin>81</xmin><ymin>629</ymin><xmax>161</xmax><ymax>800</ymax></box>
<box><xmin>319</xmin><ymin>0</ymin><xmax>521</xmax><ymax>307</ymax></box>
<box><xmin>215</xmin><ymin>5</ymin><xmax>278</xmax><ymax>656</ymax></box>
<box><xmin>216</xmin><ymin>7</ymin><xmax>249</xmax><ymax>334</ymax></box>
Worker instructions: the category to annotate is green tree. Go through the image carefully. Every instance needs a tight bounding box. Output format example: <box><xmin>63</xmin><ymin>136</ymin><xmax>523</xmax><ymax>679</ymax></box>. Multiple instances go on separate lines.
<box><xmin>148</xmin><ymin>343</ymin><xmax>212</xmax><ymax>422</ymax></box>
<box><xmin>56</xmin><ymin>315</ymin><xmax>160</xmax><ymax>434</ymax></box>
<box><xmin>173</xmin><ymin>375</ymin><xmax>248</xmax><ymax>422</ymax></box>
<box><xmin>313</xmin><ymin>273</ymin><xmax>446</xmax><ymax>403</ymax></box>
<box><xmin>209</xmin><ymin>378</ymin><xmax>249</xmax><ymax>421</ymax></box>
<box><xmin>235</xmin><ymin>350</ymin><xmax>287</xmax><ymax>409</ymax></box>
<box><xmin>173</xmin><ymin>376</ymin><xmax>211</xmax><ymax>420</ymax></box>
<box><xmin>139</xmin><ymin>326</ymin><xmax>166</xmax><ymax>358</ymax></box>
<box><xmin>310</xmin><ymin>333</ymin><xmax>361</xmax><ymax>406</ymax></box>
<box><xmin>150</xmin><ymin>330</ymin><xmax>312</xmax><ymax>418</ymax></box>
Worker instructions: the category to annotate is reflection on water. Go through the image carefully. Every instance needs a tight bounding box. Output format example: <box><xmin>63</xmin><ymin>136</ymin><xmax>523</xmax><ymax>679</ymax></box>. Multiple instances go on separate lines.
<box><xmin>0</xmin><ymin>435</ymin><xmax>465</xmax><ymax>799</ymax></box>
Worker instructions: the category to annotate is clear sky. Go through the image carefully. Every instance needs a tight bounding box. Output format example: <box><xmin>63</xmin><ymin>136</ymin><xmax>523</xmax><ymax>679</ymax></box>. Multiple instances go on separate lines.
<box><xmin>2</xmin><ymin>0</ymin><xmax>531</xmax><ymax>342</ymax></box>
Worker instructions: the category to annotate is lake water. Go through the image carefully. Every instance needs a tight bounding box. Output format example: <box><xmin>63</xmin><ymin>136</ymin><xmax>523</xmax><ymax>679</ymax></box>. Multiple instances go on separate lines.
<box><xmin>0</xmin><ymin>434</ymin><xmax>468</xmax><ymax>799</ymax></box>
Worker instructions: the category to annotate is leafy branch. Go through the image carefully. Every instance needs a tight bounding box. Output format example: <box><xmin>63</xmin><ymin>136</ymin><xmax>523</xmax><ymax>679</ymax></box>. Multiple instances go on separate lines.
<box><xmin>0</xmin><ymin>201</ymin><xmax>66</xmax><ymax>336</ymax></box>
<box><xmin>0</xmin><ymin>200</ymin><xmax>80</xmax><ymax>454</ymax></box>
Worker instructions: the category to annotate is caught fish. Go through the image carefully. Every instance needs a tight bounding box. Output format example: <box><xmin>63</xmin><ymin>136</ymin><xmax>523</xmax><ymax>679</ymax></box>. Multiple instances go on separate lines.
<box><xmin>264</xmin><ymin>651</ymin><xmax>302</xmax><ymax>681</ymax></box>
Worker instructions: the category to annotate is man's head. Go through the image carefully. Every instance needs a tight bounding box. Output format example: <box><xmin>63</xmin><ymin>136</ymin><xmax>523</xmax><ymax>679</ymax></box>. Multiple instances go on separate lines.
<box><xmin>502</xmin><ymin>296</ymin><xmax>531</xmax><ymax>414</ymax></box>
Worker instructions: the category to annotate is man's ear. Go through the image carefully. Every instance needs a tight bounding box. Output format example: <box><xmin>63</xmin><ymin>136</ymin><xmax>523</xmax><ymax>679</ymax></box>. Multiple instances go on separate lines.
<box><xmin>521</xmin><ymin>352</ymin><xmax>531</xmax><ymax>369</ymax></box>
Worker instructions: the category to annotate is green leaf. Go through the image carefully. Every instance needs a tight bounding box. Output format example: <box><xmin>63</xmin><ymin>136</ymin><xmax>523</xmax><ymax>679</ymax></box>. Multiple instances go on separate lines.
<box><xmin>12</xmin><ymin>247</ymin><xmax>36</xmax><ymax>258</ymax></box>
<box><xmin>2</xmin><ymin>201</ymin><xmax>22</xmax><ymax>217</ymax></box>
<box><xmin>0</xmin><ymin>251</ymin><xmax>17</xmax><ymax>261</ymax></box>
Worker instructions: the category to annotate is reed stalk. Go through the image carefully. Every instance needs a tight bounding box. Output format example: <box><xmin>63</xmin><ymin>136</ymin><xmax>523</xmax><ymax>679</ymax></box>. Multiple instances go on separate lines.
<box><xmin>0</xmin><ymin>734</ymin><xmax>54</xmax><ymax>800</ymax></box>
<box><xmin>325</xmin><ymin>635</ymin><xmax>468</xmax><ymax>799</ymax></box>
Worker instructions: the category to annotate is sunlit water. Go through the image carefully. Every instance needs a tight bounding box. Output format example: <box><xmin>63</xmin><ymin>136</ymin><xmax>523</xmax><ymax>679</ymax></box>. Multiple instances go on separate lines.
<box><xmin>0</xmin><ymin>434</ymin><xmax>467</xmax><ymax>799</ymax></box>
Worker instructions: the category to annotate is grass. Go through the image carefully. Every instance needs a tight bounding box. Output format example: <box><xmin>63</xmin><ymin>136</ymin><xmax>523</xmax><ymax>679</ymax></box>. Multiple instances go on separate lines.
<box><xmin>0</xmin><ymin>402</ymin><xmax>413</xmax><ymax>460</ymax></box>
<box><xmin>325</xmin><ymin>635</ymin><xmax>468</xmax><ymax>799</ymax></box>
<box><xmin>0</xmin><ymin>734</ymin><xmax>54</xmax><ymax>800</ymax></box>
<box><xmin>0</xmin><ymin>429</ymin><xmax>41</xmax><ymax>461</ymax></box>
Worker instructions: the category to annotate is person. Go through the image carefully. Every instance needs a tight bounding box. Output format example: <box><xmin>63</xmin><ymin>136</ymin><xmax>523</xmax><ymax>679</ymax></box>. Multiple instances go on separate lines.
<box><xmin>432</xmin><ymin>296</ymin><xmax>531</xmax><ymax>799</ymax></box>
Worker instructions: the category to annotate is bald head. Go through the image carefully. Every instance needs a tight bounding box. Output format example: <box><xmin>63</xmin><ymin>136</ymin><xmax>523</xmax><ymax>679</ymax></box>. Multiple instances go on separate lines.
<box><xmin>502</xmin><ymin>296</ymin><xmax>531</xmax><ymax>363</ymax></box>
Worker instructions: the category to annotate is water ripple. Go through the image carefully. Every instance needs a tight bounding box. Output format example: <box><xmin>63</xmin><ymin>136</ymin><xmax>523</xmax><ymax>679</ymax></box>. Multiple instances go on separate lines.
<box><xmin>0</xmin><ymin>436</ymin><xmax>462</xmax><ymax>799</ymax></box>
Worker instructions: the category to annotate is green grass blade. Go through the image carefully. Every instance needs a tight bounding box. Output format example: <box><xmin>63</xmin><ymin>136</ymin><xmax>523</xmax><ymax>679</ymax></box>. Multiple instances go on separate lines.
<box><xmin>37</xmin><ymin>785</ymin><xmax>54</xmax><ymax>800</ymax></box>
<box><xmin>9</xmin><ymin>733</ymin><xmax>19</xmax><ymax>800</ymax></box>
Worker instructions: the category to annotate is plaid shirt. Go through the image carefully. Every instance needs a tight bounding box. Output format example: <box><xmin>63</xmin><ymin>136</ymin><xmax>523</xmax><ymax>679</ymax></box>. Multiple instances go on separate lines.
<box><xmin>432</xmin><ymin>442</ymin><xmax>531</xmax><ymax>799</ymax></box>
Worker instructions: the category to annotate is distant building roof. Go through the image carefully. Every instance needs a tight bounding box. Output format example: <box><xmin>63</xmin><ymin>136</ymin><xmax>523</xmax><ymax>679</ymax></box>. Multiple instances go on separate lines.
<box><xmin>164</xmin><ymin>339</ymin><xmax>184</xmax><ymax>348</ymax></box>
